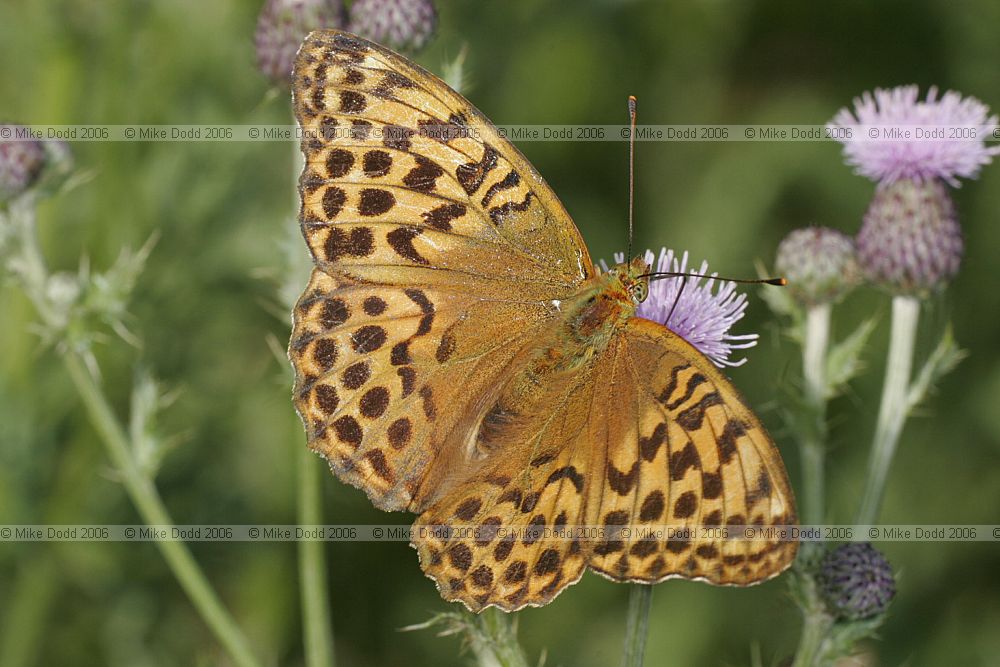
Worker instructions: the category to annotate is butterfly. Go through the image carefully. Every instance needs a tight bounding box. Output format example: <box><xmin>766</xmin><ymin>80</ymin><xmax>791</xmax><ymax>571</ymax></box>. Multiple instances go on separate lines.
<box><xmin>289</xmin><ymin>29</ymin><xmax>797</xmax><ymax>612</ymax></box>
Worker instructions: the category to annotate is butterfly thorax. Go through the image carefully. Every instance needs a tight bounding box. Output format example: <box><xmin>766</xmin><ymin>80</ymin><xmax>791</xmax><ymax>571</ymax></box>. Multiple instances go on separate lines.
<box><xmin>568</xmin><ymin>258</ymin><xmax>649</xmax><ymax>340</ymax></box>
<box><xmin>544</xmin><ymin>257</ymin><xmax>650</xmax><ymax>373</ymax></box>
<box><xmin>470</xmin><ymin>259</ymin><xmax>649</xmax><ymax>459</ymax></box>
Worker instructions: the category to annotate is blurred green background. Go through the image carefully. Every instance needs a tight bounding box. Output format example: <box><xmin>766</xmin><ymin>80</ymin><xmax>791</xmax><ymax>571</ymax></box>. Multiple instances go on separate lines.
<box><xmin>2</xmin><ymin>0</ymin><xmax>1000</xmax><ymax>665</ymax></box>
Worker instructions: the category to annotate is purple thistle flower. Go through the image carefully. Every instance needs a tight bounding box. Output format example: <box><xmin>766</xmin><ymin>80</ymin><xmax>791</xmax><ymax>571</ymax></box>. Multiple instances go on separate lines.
<box><xmin>603</xmin><ymin>248</ymin><xmax>758</xmax><ymax>368</ymax></box>
<box><xmin>828</xmin><ymin>85</ymin><xmax>1000</xmax><ymax>186</ymax></box>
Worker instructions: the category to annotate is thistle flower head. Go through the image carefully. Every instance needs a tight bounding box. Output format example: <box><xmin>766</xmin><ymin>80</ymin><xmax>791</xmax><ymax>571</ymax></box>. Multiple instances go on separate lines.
<box><xmin>828</xmin><ymin>85</ymin><xmax>1000</xmax><ymax>186</ymax></box>
<box><xmin>857</xmin><ymin>178</ymin><xmax>963</xmax><ymax>296</ymax></box>
<box><xmin>818</xmin><ymin>542</ymin><xmax>896</xmax><ymax>621</ymax></box>
<box><xmin>602</xmin><ymin>248</ymin><xmax>758</xmax><ymax>368</ymax></box>
<box><xmin>0</xmin><ymin>125</ymin><xmax>46</xmax><ymax>202</ymax></box>
<box><xmin>348</xmin><ymin>0</ymin><xmax>437</xmax><ymax>52</ymax></box>
<box><xmin>775</xmin><ymin>227</ymin><xmax>861</xmax><ymax>307</ymax></box>
<box><xmin>255</xmin><ymin>0</ymin><xmax>346</xmax><ymax>85</ymax></box>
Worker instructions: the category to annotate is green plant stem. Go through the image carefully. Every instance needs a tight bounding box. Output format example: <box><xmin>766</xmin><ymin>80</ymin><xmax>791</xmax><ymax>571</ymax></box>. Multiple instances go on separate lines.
<box><xmin>0</xmin><ymin>555</ymin><xmax>59</xmax><ymax>667</ymax></box>
<box><xmin>477</xmin><ymin>609</ymin><xmax>530</xmax><ymax>667</ymax></box>
<box><xmin>8</xmin><ymin>194</ymin><xmax>260</xmax><ymax>667</ymax></box>
<box><xmin>792</xmin><ymin>613</ymin><xmax>830</xmax><ymax>667</ymax></box>
<box><xmin>621</xmin><ymin>584</ymin><xmax>654</xmax><ymax>667</ymax></box>
<box><xmin>789</xmin><ymin>305</ymin><xmax>835</xmax><ymax>667</ymax></box>
<box><xmin>288</xmin><ymin>112</ymin><xmax>336</xmax><ymax>667</ymax></box>
<box><xmin>61</xmin><ymin>350</ymin><xmax>262</xmax><ymax>667</ymax></box>
<box><xmin>790</xmin><ymin>573</ymin><xmax>833</xmax><ymax>667</ymax></box>
<box><xmin>0</xmin><ymin>414</ymin><xmax>110</xmax><ymax>667</ymax></box>
<box><xmin>855</xmin><ymin>295</ymin><xmax>920</xmax><ymax>527</ymax></box>
<box><xmin>7</xmin><ymin>197</ymin><xmax>59</xmax><ymax>325</ymax></box>
<box><xmin>298</xmin><ymin>442</ymin><xmax>335</xmax><ymax>667</ymax></box>
<box><xmin>800</xmin><ymin>303</ymin><xmax>831</xmax><ymax>530</ymax></box>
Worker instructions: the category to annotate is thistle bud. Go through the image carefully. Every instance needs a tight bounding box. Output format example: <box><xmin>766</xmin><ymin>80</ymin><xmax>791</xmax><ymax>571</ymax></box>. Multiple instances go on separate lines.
<box><xmin>348</xmin><ymin>0</ymin><xmax>437</xmax><ymax>52</ymax></box>
<box><xmin>775</xmin><ymin>227</ymin><xmax>861</xmax><ymax>307</ymax></box>
<box><xmin>818</xmin><ymin>543</ymin><xmax>896</xmax><ymax>621</ymax></box>
<box><xmin>856</xmin><ymin>178</ymin><xmax>963</xmax><ymax>296</ymax></box>
<box><xmin>0</xmin><ymin>125</ymin><xmax>46</xmax><ymax>202</ymax></box>
<box><xmin>255</xmin><ymin>0</ymin><xmax>346</xmax><ymax>85</ymax></box>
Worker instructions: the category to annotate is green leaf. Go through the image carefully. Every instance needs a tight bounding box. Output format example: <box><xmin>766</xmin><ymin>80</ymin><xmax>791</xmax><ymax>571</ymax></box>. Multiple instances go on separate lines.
<box><xmin>825</xmin><ymin>317</ymin><xmax>878</xmax><ymax>397</ymax></box>
<box><xmin>129</xmin><ymin>367</ymin><xmax>181</xmax><ymax>479</ymax></box>
<box><xmin>441</xmin><ymin>43</ymin><xmax>470</xmax><ymax>95</ymax></box>
<box><xmin>820</xmin><ymin>613</ymin><xmax>889</xmax><ymax>664</ymax></box>
<box><xmin>755</xmin><ymin>259</ymin><xmax>806</xmax><ymax>349</ymax></box>
<box><xmin>906</xmin><ymin>325</ymin><xmax>966</xmax><ymax>412</ymax></box>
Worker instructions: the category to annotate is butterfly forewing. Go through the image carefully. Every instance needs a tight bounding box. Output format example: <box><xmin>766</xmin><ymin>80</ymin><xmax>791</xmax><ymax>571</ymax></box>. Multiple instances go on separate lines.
<box><xmin>293</xmin><ymin>30</ymin><xmax>593</xmax><ymax>290</ymax></box>
<box><xmin>587</xmin><ymin>318</ymin><xmax>797</xmax><ymax>585</ymax></box>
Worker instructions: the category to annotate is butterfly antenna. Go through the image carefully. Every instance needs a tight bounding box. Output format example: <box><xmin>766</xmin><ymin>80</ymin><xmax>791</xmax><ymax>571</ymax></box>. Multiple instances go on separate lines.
<box><xmin>627</xmin><ymin>95</ymin><xmax>637</xmax><ymax>261</ymax></box>
<box><xmin>665</xmin><ymin>276</ymin><xmax>688</xmax><ymax>325</ymax></box>
<box><xmin>641</xmin><ymin>271</ymin><xmax>786</xmax><ymax>287</ymax></box>
<box><xmin>653</xmin><ymin>271</ymin><xmax>784</xmax><ymax>327</ymax></box>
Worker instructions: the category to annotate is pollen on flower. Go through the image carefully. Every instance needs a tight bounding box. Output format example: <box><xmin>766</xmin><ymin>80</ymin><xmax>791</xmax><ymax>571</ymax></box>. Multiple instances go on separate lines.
<box><xmin>827</xmin><ymin>85</ymin><xmax>1000</xmax><ymax>186</ymax></box>
<box><xmin>602</xmin><ymin>248</ymin><xmax>758</xmax><ymax>368</ymax></box>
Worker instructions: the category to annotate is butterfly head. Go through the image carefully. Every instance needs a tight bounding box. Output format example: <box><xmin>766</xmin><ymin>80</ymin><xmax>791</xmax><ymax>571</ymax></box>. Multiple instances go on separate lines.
<box><xmin>567</xmin><ymin>257</ymin><xmax>650</xmax><ymax>350</ymax></box>
<box><xmin>610</xmin><ymin>256</ymin><xmax>652</xmax><ymax>305</ymax></box>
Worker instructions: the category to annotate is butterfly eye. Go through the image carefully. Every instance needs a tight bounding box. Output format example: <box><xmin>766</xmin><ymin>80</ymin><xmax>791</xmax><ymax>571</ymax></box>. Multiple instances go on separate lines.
<box><xmin>631</xmin><ymin>281</ymin><xmax>649</xmax><ymax>303</ymax></box>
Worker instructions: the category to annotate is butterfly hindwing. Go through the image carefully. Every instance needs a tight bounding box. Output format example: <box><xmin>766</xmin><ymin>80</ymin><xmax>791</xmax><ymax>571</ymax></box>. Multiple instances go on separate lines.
<box><xmin>411</xmin><ymin>353</ymin><xmax>609</xmax><ymax>611</ymax></box>
<box><xmin>292</xmin><ymin>268</ymin><xmax>560</xmax><ymax>511</ymax></box>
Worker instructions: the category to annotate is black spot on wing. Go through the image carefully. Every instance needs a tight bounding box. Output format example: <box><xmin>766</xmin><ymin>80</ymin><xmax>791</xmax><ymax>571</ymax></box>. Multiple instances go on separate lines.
<box><xmin>386</xmin><ymin>226</ymin><xmax>428</xmax><ymax>264</ymax></box>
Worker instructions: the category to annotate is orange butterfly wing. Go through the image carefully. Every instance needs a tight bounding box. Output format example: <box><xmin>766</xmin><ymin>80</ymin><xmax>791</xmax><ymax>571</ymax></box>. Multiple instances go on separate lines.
<box><xmin>412</xmin><ymin>318</ymin><xmax>797</xmax><ymax>611</ymax></box>
<box><xmin>290</xmin><ymin>29</ymin><xmax>595</xmax><ymax>512</ymax></box>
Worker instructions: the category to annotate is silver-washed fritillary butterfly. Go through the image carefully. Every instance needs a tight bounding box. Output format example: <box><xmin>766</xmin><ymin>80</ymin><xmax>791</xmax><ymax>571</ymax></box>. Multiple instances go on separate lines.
<box><xmin>288</xmin><ymin>29</ymin><xmax>797</xmax><ymax>612</ymax></box>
